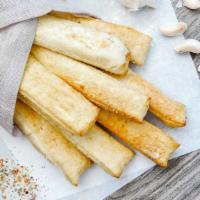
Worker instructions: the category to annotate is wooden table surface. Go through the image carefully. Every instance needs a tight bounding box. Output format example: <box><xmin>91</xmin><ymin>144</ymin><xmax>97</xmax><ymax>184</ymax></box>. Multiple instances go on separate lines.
<box><xmin>106</xmin><ymin>1</ymin><xmax>200</xmax><ymax>200</ymax></box>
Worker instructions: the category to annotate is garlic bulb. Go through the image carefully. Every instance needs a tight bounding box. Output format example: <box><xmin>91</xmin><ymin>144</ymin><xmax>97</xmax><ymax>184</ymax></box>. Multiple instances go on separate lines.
<box><xmin>175</xmin><ymin>39</ymin><xmax>200</xmax><ymax>54</ymax></box>
<box><xmin>160</xmin><ymin>22</ymin><xmax>187</xmax><ymax>37</ymax></box>
<box><xmin>183</xmin><ymin>0</ymin><xmax>200</xmax><ymax>10</ymax></box>
<box><xmin>119</xmin><ymin>0</ymin><xmax>156</xmax><ymax>11</ymax></box>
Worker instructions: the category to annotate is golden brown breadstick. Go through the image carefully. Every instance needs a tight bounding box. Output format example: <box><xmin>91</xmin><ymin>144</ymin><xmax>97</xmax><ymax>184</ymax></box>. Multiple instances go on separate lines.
<box><xmin>31</xmin><ymin>46</ymin><xmax>149</xmax><ymax>123</ymax></box>
<box><xmin>62</xmin><ymin>124</ymin><xmax>134</xmax><ymax>177</ymax></box>
<box><xmin>98</xmin><ymin>110</ymin><xmax>180</xmax><ymax>167</ymax></box>
<box><xmin>16</xmin><ymin>101</ymin><xmax>133</xmax><ymax>178</ymax></box>
<box><xmin>19</xmin><ymin>56</ymin><xmax>99</xmax><ymax>135</ymax></box>
<box><xmin>34</xmin><ymin>15</ymin><xmax>130</xmax><ymax>75</ymax></box>
<box><xmin>50</xmin><ymin>12</ymin><xmax>152</xmax><ymax>66</ymax></box>
<box><xmin>15</xmin><ymin>101</ymin><xmax>92</xmax><ymax>186</ymax></box>
<box><xmin>114</xmin><ymin>70</ymin><xmax>186</xmax><ymax>127</ymax></box>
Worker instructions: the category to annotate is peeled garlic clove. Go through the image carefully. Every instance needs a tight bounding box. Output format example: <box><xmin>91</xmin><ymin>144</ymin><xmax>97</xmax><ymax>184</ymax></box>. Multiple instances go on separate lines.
<box><xmin>197</xmin><ymin>65</ymin><xmax>200</xmax><ymax>72</ymax></box>
<box><xmin>176</xmin><ymin>0</ymin><xmax>183</xmax><ymax>8</ymax></box>
<box><xmin>119</xmin><ymin>0</ymin><xmax>139</xmax><ymax>10</ymax></box>
<box><xmin>160</xmin><ymin>22</ymin><xmax>187</xmax><ymax>37</ymax></box>
<box><xmin>175</xmin><ymin>39</ymin><xmax>200</xmax><ymax>54</ymax></box>
<box><xmin>183</xmin><ymin>0</ymin><xmax>200</xmax><ymax>10</ymax></box>
<box><xmin>119</xmin><ymin>0</ymin><xmax>156</xmax><ymax>11</ymax></box>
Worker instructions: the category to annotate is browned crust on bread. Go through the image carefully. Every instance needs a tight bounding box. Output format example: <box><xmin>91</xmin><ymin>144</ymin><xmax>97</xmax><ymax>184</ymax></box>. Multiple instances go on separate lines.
<box><xmin>19</xmin><ymin>56</ymin><xmax>99</xmax><ymax>135</ymax></box>
<box><xmin>114</xmin><ymin>70</ymin><xmax>186</xmax><ymax>128</ymax></box>
<box><xmin>98</xmin><ymin>110</ymin><xmax>180</xmax><ymax>167</ymax></box>
<box><xmin>35</xmin><ymin>15</ymin><xmax>130</xmax><ymax>75</ymax></box>
<box><xmin>50</xmin><ymin>12</ymin><xmax>152</xmax><ymax>66</ymax></box>
<box><xmin>15</xmin><ymin>101</ymin><xmax>92</xmax><ymax>186</ymax></box>
<box><xmin>63</xmin><ymin>125</ymin><xmax>134</xmax><ymax>178</ymax></box>
<box><xmin>32</xmin><ymin>46</ymin><xmax>149</xmax><ymax>122</ymax></box>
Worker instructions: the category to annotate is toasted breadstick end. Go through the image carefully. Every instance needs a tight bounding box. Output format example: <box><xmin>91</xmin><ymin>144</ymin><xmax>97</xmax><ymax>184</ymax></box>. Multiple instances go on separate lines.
<box><xmin>15</xmin><ymin>101</ymin><xmax>92</xmax><ymax>186</ymax></box>
<box><xmin>114</xmin><ymin>70</ymin><xmax>186</xmax><ymax>128</ymax></box>
<box><xmin>35</xmin><ymin>15</ymin><xmax>130</xmax><ymax>75</ymax></box>
<box><xmin>60</xmin><ymin>124</ymin><xmax>134</xmax><ymax>177</ymax></box>
<box><xmin>50</xmin><ymin>12</ymin><xmax>152</xmax><ymax>66</ymax></box>
<box><xmin>98</xmin><ymin>110</ymin><xmax>180</xmax><ymax>167</ymax></box>
<box><xmin>19</xmin><ymin>56</ymin><xmax>99</xmax><ymax>135</ymax></box>
<box><xmin>32</xmin><ymin>46</ymin><xmax>149</xmax><ymax>122</ymax></box>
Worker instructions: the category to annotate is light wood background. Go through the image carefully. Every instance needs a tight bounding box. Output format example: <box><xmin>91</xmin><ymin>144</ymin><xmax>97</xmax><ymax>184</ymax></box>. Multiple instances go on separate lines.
<box><xmin>106</xmin><ymin>1</ymin><xmax>200</xmax><ymax>199</ymax></box>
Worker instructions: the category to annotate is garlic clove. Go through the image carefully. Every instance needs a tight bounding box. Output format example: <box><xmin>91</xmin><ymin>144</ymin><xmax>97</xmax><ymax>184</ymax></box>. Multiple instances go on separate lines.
<box><xmin>183</xmin><ymin>0</ymin><xmax>200</xmax><ymax>10</ymax></box>
<box><xmin>160</xmin><ymin>22</ymin><xmax>187</xmax><ymax>37</ymax></box>
<box><xmin>119</xmin><ymin>0</ymin><xmax>139</xmax><ymax>10</ymax></box>
<box><xmin>175</xmin><ymin>39</ymin><xmax>200</xmax><ymax>54</ymax></box>
<box><xmin>176</xmin><ymin>0</ymin><xmax>183</xmax><ymax>8</ymax></box>
<box><xmin>197</xmin><ymin>65</ymin><xmax>200</xmax><ymax>72</ymax></box>
<box><xmin>119</xmin><ymin>0</ymin><xmax>156</xmax><ymax>11</ymax></box>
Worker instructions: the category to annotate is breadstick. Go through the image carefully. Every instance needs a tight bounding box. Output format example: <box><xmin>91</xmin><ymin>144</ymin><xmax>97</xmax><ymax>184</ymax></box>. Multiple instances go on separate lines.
<box><xmin>15</xmin><ymin>101</ymin><xmax>92</xmax><ymax>186</ymax></box>
<box><xmin>62</xmin><ymin>124</ymin><xmax>134</xmax><ymax>177</ymax></box>
<box><xmin>32</xmin><ymin>46</ymin><xmax>149</xmax><ymax>123</ymax></box>
<box><xmin>50</xmin><ymin>12</ymin><xmax>152</xmax><ymax>65</ymax></box>
<box><xmin>114</xmin><ymin>70</ymin><xmax>186</xmax><ymax>127</ymax></box>
<box><xmin>19</xmin><ymin>56</ymin><xmax>99</xmax><ymax>135</ymax></box>
<box><xmin>34</xmin><ymin>15</ymin><xmax>130</xmax><ymax>75</ymax></box>
<box><xmin>98</xmin><ymin>110</ymin><xmax>180</xmax><ymax>167</ymax></box>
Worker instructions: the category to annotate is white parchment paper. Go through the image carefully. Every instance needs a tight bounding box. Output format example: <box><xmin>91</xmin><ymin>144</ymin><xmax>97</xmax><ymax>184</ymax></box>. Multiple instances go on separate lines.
<box><xmin>0</xmin><ymin>0</ymin><xmax>200</xmax><ymax>199</ymax></box>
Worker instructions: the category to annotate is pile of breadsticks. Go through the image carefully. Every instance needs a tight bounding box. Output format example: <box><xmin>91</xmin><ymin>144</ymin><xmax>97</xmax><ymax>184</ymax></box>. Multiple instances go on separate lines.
<box><xmin>14</xmin><ymin>13</ymin><xmax>186</xmax><ymax>186</ymax></box>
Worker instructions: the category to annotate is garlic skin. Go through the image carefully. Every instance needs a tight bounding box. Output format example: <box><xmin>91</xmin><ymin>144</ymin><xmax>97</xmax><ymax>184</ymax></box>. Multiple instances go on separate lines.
<box><xmin>119</xmin><ymin>0</ymin><xmax>156</xmax><ymax>11</ymax></box>
<box><xmin>175</xmin><ymin>39</ymin><xmax>200</xmax><ymax>54</ymax></box>
<box><xmin>160</xmin><ymin>22</ymin><xmax>187</xmax><ymax>37</ymax></box>
<box><xmin>183</xmin><ymin>0</ymin><xmax>200</xmax><ymax>10</ymax></box>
